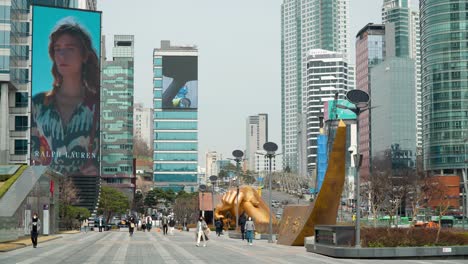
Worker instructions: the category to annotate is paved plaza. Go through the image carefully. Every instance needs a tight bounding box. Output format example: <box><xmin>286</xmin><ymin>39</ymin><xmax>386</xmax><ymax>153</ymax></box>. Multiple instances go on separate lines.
<box><xmin>0</xmin><ymin>229</ymin><xmax>466</xmax><ymax>264</ymax></box>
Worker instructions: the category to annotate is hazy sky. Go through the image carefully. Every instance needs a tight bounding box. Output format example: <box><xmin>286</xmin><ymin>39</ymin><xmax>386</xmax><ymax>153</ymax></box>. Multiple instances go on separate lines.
<box><xmin>98</xmin><ymin>0</ymin><xmax>417</xmax><ymax>166</ymax></box>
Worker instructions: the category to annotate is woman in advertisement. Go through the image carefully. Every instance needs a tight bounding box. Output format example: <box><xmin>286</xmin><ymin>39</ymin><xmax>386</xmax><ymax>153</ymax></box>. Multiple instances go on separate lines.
<box><xmin>31</xmin><ymin>19</ymin><xmax>100</xmax><ymax>176</ymax></box>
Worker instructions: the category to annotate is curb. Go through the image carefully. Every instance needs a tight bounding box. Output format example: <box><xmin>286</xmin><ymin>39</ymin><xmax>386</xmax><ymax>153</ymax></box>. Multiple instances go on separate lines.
<box><xmin>0</xmin><ymin>236</ymin><xmax>62</xmax><ymax>252</ymax></box>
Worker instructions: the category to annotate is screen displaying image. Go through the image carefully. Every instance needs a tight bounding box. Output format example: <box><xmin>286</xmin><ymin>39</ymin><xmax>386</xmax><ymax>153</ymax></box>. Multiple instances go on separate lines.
<box><xmin>162</xmin><ymin>56</ymin><xmax>198</xmax><ymax>109</ymax></box>
<box><xmin>30</xmin><ymin>5</ymin><xmax>101</xmax><ymax>177</ymax></box>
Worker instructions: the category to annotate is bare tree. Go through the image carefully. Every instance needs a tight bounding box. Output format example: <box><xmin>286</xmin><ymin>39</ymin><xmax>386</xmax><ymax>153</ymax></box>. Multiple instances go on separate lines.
<box><xmin>407</xmin><ymin>172</ymin><xmax>431</xmax><ymax>228</ymax></box>
<box><xmin>136</xmin><ymin>175</ymin><xmax>153</xmax><ymax>194</ymax></box>
<box><xmin>364</xmin><ymin>169</ymin><xmax>391</xmax><ymax>227</ymax></box>
<box><xmin>134</xmin><ymin>137</ymin><xmax>152</xmax><ymax>158</ymax></box>
<box><xmin>173</xmin><ymin>194</ymin><xmax>199</xmax><ymax>225</ymax></box>
<box><xmin>425</xmin><ymin>177</ymin><xmax>451</xmax><ymax>244</ymax></box>
<box><xmin>58</xmin><ymin>177</ymin><xmax>80</xmax><ymax>217</ymax></box>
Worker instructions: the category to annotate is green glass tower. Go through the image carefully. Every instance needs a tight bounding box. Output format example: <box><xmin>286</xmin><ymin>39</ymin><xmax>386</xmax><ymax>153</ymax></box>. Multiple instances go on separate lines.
<box><xmin>421</xmin><ymin>0</ymin><xmax>468</xmax><ymax>174</ymax></box>
<box><xmin>382</xmin><ymin>0</ymin><xmax>410</xmax><ymax>57</ymax></box>
<box><xmin>101</xmin><ymin>35</ymin><xmax>135</xmax><ymax>199</ymax></box>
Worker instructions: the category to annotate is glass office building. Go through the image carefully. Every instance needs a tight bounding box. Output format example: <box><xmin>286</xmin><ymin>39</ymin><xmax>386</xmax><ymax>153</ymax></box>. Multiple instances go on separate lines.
<box><xmin>382</xmin><ymin>0</ymin><xmax>410</xmax><ymax>57</ymax></box>
<box><xmin>421</xmin><ymin>0</ymin><xmax>468</xmax><ymax>173</ymax></box>
<box><xmin>101</xmin><ymin>35</ymin><xmax>135</xmax><ymax>199</ymax></box>
<box><xmin>371</xmin><ymin>57</ymin><xmax>416</xmax><ymax>174</ymax></box>
<box><xmin>153</xmin><ymin>40</ymin><xmax>198</xmax><ymax>192</ymax></box>
<box><xmin>355</xmin><ymin>23</ymin><xmax>386</xmax><ymax>181</ymax></box>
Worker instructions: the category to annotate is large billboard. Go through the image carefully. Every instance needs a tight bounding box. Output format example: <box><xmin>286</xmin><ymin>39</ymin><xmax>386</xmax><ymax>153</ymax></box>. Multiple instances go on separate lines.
<box><xmin>30</xmin><ymin>5</ymin><xmax>101</xmax><ymax>177</ymax></box>
<box><xmin>162</xmin><ymin>56</ymin><xmax>198</xmax><ymax>109</ymax></box>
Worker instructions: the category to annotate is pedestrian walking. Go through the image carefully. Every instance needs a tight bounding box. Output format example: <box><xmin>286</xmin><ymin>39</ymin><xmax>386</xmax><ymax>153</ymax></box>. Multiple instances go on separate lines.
<box><xmin>215</xmin><ymin>218</ymin><xmax>223</xmax><ymax>237</ymax></box>
<box><xmin>245</xmin><ymin>217</ymin><xmax>255</xmax><ymax>245</ymax></box>
<box><xmin>168</xmin><ymin>217</ymin><xmax>175</xmax><ymax>235</ymax></box>
<box><xmin>239</xmin><ymin>213</ymin><xmax>247</xmax><ymax>240</ymax></box>
<box><xmin>81</xmin><ymin>218</ymin><xmax>88</xmax><ymax>233</ymax></box>
<box><xmin>162</xmin><ymin>215</ymin><xmax>168</xmax><ymax>235</ymax></box>
<box><xmin>128</xmin><ymin>216</ymin><xmax>136</xmax><ymax>237</ymax></box>
<box><xmin>146</xmin><ymin>215</ymin><xmax>153</xmax><ymax>232</ymax></box>
<box><xmin>142</xmin><ymin>220</ymin><xmax>147</xmax><ymax>232</ymax></box>
<box><xmin>98</xmin><ymin>216</ymin><xmax>104</xmax><ymax>232</ymax></box>
<box><xmin>183</xmin><ymin>216</ymin><xmax>188</xmax><ymax>231</ymax></box>
<box><xmin>195</xmin><ymin>216</ymin><xmax>209</xmax><ymax>247</ymax></box>
<box><xmin>29</xmin><ymin>213</ymin><xmax>41</xmax><ymax>248</ymax></box>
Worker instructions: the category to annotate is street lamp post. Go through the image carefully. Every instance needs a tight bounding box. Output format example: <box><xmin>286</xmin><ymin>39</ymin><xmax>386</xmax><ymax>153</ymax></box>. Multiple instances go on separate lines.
<box><xmin>209</xmin><ymin>175</ymin><xmax>218</xmax><ymax>226</ymax></box>
<box><xmin>263</xmin><ymin>142</ymin><xmax>278</xmax><ymax>243</ymax></box>
<box><xmin>232</xmin><ymin>150</ymin><xmax>244</xmax><ymax>230</ymax></box>
<box><xmin>199</xmin><ymin>184</ymin><xmax>207</xmax><ymax>218</ymax></box>
<box><xmin>338</xmin><ymin>89</ymin><xmax>370</xmax><ymax>248</ymax></box>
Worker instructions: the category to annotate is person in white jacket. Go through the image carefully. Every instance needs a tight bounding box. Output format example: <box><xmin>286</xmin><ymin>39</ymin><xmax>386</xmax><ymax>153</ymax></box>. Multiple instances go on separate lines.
<box><xmin>196</xmin><ymin>216</ymin><xmax>209</xmax><ymax>247</ymax></box>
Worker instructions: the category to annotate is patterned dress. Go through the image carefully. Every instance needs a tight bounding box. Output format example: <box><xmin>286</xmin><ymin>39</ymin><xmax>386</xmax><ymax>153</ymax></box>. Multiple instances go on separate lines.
<box><xmin>31</xmin><ymin>92</ymin><xmax>99</xmax><ymax>176</ymax></box>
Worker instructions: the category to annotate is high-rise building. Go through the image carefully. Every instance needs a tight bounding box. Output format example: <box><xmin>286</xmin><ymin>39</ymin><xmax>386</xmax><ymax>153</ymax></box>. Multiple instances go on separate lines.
<box><xmin>205</xmin><ymin>151</ymin><xmax>219</xmax><ymax>183</ymax></box>
<box><xmin>281</xmin><ymin>0</ymin><xmax>350</xmax><ymax>174</ymax></box>
<box><xmin>305</xmin><ymin>49</ymin><xmax>349</xmax><ymax>170</ymax></box>
<box><xmin>382</xmin><ymin>0</ymin><xmax>422</xmax><ymax>152</ymax></box>
<box><xmin>134</xmin><ymin>103</ymin><xmax>153</xmax><ymax>148</ymax></box>
<box><xmin>355</xmin><ymin>23</ymin><xmax>386</xmax><ymax>180</ymax></box>
<box><xmin>0</xmin><ymin>1</ymin><xmax>95</xmax><ymax>165</ymax></box>
<box><xmin>420</xmin><ymin>1</ymin><xmax>468</xmax><ymax>176</ymax></box>
<box><xmin>153</xmin><ymin>40</ymin><xmax>198</xmax><ymax>192</ymax></box>
<box><xmin>255</xmin><ymin>150</ymin><xmax>283</xmax><ymax>179</ymax></box>
<box><xmin>246</xmin><ymin>114</ymin><xmax>268</xmax><ymax>172</ymax></box>
<box><xmin>370</xmin><ymin>57</ymin><xmax>416</xmax><ymax>174</ymax></box>
<box><xmin>382</xmin><ymin>0</ymin><xmax>410</xmax><ymax>57</ymax></box>
<box><xmin>101</xmin><ymin>35</ymin><xmax>135</xmax><ymax>199</ymax></box>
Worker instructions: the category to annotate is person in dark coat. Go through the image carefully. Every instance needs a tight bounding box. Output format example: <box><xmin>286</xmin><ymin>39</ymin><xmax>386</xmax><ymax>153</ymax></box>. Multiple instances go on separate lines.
<box><xmin>128</xmin><ymin>216</ymin><xmax>135</xmax><ymax>237</ymax></box>
<box><xmin>215</xmin><ymin>218</ymin><xmax>223</xmax><ymax>237</ymax></box>
<box><xmin>161</xmin><ymin>215</ymin><xmax>168</xmax><ymax>235</ymax></box>
<box><xmin>29</xmin><ymin>213</ymin><xmax>41</xmax><ymax>248</ymax></box>
<box><xmin>239</xmin><ymin>213</ymin><xmax>247</xmax><ymax>240</ymax></box>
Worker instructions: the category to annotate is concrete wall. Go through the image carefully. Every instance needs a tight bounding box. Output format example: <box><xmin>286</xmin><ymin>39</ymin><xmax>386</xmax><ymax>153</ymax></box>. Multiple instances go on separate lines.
<box><xmin>0</xmin><ymin>166</ymin><xmax>59</xmax><ymax>242</ymax></box>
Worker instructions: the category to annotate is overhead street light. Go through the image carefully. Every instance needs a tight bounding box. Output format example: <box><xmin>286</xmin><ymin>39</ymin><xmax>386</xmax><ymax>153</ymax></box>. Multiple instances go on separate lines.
<box><xmin>232</xmin><ymin>150</ymin><xmax>244</xmax><ymax>230</ymax></box>
<box><xmin>338</xmin><ymin>89</ymin><xmax>369</xmax><ymax>248</ymax></box>
<box><xmin>199</xmin><ymin>184</ymin><xmax>207</xmax><ymax>218</ymax></box>
<box><xmin>263</xmin><ymin>141</ymin><xmax>278</xmax><ymax>243</ymax></box>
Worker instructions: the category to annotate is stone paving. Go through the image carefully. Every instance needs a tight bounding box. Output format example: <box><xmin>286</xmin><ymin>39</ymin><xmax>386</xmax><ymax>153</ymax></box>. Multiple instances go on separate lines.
<box><xmin>0</xmin><ymin>229</ymin><xmax>466</xmax><ymax>264</ymax></box>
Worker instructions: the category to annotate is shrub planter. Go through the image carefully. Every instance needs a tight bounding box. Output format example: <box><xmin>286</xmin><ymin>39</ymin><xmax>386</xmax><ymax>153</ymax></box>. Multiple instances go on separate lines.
<box><xmin>306</xmin><ymin>242</ymin><xmax>468</xmax><ymax>258</ymax></box>
<box><xmin>306</xmin><ymin>227</ymin><xmax>468</xmax><ymax>259</ymax></box>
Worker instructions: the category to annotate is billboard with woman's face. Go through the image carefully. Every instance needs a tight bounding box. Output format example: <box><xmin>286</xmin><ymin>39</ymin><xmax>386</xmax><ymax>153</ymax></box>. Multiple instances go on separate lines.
<box><xmin>31</xmin><ymin>5</ymin><xmax>101</xmax><ymax>177</ymax></box>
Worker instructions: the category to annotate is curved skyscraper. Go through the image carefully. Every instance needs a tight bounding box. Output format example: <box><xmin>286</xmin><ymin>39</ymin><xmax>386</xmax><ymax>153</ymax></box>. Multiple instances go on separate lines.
<box><xmin>420</xmin><ymin>0</ymin><xmax>468</xmax><ymax>174</ymax></box>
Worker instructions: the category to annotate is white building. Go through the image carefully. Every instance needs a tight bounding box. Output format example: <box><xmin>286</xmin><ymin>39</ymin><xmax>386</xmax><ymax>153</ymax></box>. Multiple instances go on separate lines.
<box><xmin>134</xmin><ymin>103</ymin><xmax>153</xmax><ymax>148</ymax></box>
<box><xmin>409</xmin><ymin>9</ymin><xmax>421</xmax><ymax>150</ymax></box>
<box><xmin>246</xmin><ymin>114</ymin><xmax>268</xmax><ymax>172</ymax></box>
<box><xmin>306</xmin><ymin>49</ymin><xmax>349</xmax><ymax>170</ymax></box>
<box><xmin>255</xmin><ymin>150</ymin><xmax>283</xmax><ymax>179</ymax></box>
<box><xmin>281</xmin><ymin>0</ymin><xmax>350</xmax><ymax>174</ymax></box>
<box><xmin>205</xmin><ymin>151</ymin><xmax>219</xmax><ymax>181</ymax></box>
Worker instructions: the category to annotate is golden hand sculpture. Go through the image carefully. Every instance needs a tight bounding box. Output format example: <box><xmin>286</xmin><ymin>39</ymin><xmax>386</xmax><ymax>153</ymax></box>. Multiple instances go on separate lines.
<box><xmin>215</xmin><ymin>186</ymin><xmax>278</xmax><ymax>233</ymax></box>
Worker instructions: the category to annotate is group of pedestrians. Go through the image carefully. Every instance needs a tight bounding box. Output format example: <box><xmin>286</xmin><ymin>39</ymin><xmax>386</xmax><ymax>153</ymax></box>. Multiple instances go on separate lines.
<box><xmin>28</xmin><ymin>212</ymin><xmax>256</xmax><ymax>249</ymax></box>
<box><xmin>161</xmin><ymin>215</ymin><xmax>176</xmax><ymax>235</ymax></box>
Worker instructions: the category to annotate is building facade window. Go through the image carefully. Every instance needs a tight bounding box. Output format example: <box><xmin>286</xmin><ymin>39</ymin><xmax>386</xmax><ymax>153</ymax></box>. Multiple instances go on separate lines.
<box><xmin>154</xmin><ymin>57</ymin><xmax>162</xmax><ymax>66</ymax></box>
<box><xmin>15</xmin><ymin>92</ymin><xmax>28</xmax><ymax>107</ymax></box>
<box><xmin>14</xmin><ymin>139</ymin><xmax>27</xmax><ymax>155</ymax></box>
<box><xmin>15</xmin><ymin>116</ymin><xmax>27</xmax><ymax>131</ymax></box>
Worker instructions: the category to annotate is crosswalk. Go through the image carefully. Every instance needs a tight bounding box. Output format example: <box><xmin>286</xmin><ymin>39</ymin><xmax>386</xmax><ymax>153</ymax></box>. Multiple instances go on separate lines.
<box><xmin>0</xmin><ymin>230</ymin><xmax>467</xmax><ymax>264</ymax></box>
